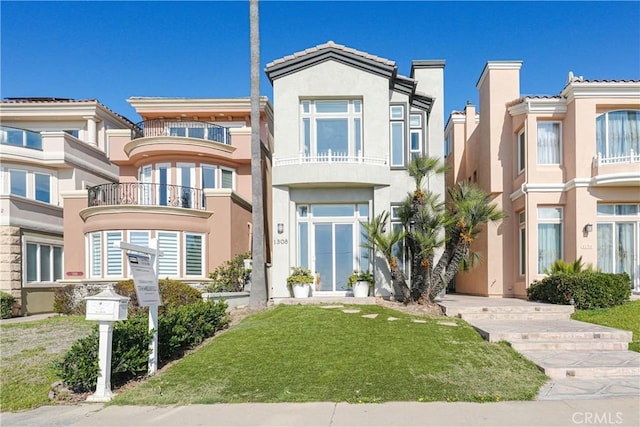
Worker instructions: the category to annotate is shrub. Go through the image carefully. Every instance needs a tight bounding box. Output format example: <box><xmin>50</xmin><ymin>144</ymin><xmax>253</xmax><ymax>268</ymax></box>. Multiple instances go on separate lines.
<box><xmin>115</xmin><ymin>278</ymin><xmax>203</xmax><ymax>316</ymax></box>
<box><xmin>527</xmin><ymin>271</ymin><xmax>631</xmax><ymax>309</ymax></box>
<box><xmin>53</xmin><ymin>314</ymin><xmax>152</xmax><ymax>393</ymax></box>
<box><xmin>544</xmin><ymin>256</ymin><xmax>594</xmax><ymax>275</ymax></box>
<box><xmin>158</xmin><ymin>299</ymin><xmax>229</xmax><ymax>362</ymax></box>
<box><xmin>53</xmin><ymin>285</ymin><xmax>85</xmax><ymax>315</ymax></box>
<box><xmin>0</xmin><ymin>291</ymin><xmax>16</xmax><ymax>319</ymax></box>
<box><xmin>54</xmin><ymin>300</ymin><xmax>228</xmax><ymax>392</ymax></box>
<box><xmin>207</xmin><ymin>252</ymin><xmax>251</xmax><ymax>292</ymax></box>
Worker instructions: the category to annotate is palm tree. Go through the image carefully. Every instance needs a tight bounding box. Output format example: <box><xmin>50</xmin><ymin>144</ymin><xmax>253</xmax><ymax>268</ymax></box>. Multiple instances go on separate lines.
<box><xmin>362</xmin><ymin>156</ymin><xmax>505</xmax><ymax>305</ymax></box>
<box><xmin>248</xmin><ymin>0</ymin><xmax>267</xmax><ymax>310</ymax></box>
<box><xmin>427</xmin><ymin>183</ymin><xmax>506</xmax><ymax>301</ymax></box>
<box><xmin>361</xmin><ymin>212</ymin><xmax>410</xmax><ymax>302</ymax></box>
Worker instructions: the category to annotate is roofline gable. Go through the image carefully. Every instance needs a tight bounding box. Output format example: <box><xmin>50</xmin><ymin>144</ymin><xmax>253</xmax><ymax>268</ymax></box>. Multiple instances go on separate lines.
<box><xmin>265</xmin><ymin>45</ymin><xmax>397</xmax><ymax>84</ymax></box>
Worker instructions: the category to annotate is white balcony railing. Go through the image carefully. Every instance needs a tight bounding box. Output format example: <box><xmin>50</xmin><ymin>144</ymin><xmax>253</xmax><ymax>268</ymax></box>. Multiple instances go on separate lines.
<box><xmin>274</xmin><ymin>150</ymin><xmax>388</xmax><ymax>167</ymax></box>
<box><xmin>593</xmin><ymin>150</ymin><xmax>640</xmax><ymax>167</ymax></box>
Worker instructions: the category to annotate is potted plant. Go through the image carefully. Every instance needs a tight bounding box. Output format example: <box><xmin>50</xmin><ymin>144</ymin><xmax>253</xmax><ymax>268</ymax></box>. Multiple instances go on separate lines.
<box><xmin>287</xmin><ymin>266</ymin><xmax>314</xmax><ymax>298</ymax></box>
<box><xmin>347</xmin><ymin>270</ymin><xmax>374</xmax><ymax>298</ymax></box>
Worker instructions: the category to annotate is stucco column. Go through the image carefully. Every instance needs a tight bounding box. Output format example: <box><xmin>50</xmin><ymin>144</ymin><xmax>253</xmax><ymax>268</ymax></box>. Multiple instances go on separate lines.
<box><xmin>84</xmin><ymin>116</ymin><xmax>97</xmax><ymax>145</ymax></box>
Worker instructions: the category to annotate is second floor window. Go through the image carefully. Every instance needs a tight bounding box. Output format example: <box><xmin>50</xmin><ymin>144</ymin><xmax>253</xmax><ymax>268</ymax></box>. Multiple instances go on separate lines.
<box><xmin>301</xmin><ymin>100</ymin><xmax>362</xmax><ymax>158</ymax></box>
<box><xmin>596</xmin><ymin>110</ymin><xmax>639</xmax><ymax>159</ymax></box>
<box><xmin>537</xmin><ymin>122</ymin><xmax>561</xmax><ymax>165</ymax></box>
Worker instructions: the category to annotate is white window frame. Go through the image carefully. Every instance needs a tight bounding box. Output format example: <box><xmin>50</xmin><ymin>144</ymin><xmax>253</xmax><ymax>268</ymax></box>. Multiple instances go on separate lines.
<box><xmin>390</xmin><ymin>105</ymin><xmax>406</xmax><ymax>168</ymax></box>
<box><xmin>34</xmin><ymin>172</ymin><xmax>51</xmax><ymax>203</ymax></box>
<box><xmin>518</xmin><ymin>211</ymin><xmax>526</xmax><ymax>276</ymax></box>
<box><xmin>517</xmin><ymin>129</ymin><xmax>525</xmax><ymax>174</ymax></box>
<box><xmin>300</xmin><ymin>99</ymin><xmax>363</xmax><ymax>158</ymax></box>
<box><xmin>220</xmin><ymin>167</ymin><xmax>235</xmax><ymax>190</ymax></box>
<box><xmin>155</xmin><ymin>163</ymin><xmax>172</xmax><ymax>206</ymax></box>
<box><xmin>139</xmin><ymin>165</ymin><xmax>153</xmax><ymax>205</ymax></box>
<box><xmin>536</xmin><ymin>121</ymin><xmax>562</xmax><ymax>165</ymax></box>
<box><xmin>596</xmin><ymin>110</ymin><xmax>640</xmax><ymax>159</ymax></box>
<box><xmin>409</xmin><ymin>112</ymin><xmax>423</xmax><ymax>160</ymax></box>
<box><xmin>89</xmin><ymin>232</ymin><xmax>102</xmax><ymax>278</ymax></box>
<box><xmin>157</xmin><ymin>231</ymin><xmax>179</xmax><ymax>277</ymax></box>
<box><xmin>9</xmin><ymin>169</ymin><xmax>27</xmax><ymax>198</ymax></box>
<box><xmin>184</xmin><ymin>232</ymin><xmax>205</xmax><ymax>277</ymax></box>
<box><xmin>126</xmin><ymin>230</ymin><xmax>150</xmax><ymax>277</ymax></box>
<box><xmin>177</xmin><ymin>162</ymin><xmax>196</xmax><ymax>208</ymax></box>
<box><xmin>105</xmin><ymin>231</ymin><xmax>123</xmax><ymax>277</ymax></box>
<box><xmin>537</xmin><ymin>207</ymin><xmax>563</xmax><ymax>274</ymax></box>
<box><xmin>24</xmin><ymin>240</ymin><xmax>63</xmax><ymax>283</ymax></box>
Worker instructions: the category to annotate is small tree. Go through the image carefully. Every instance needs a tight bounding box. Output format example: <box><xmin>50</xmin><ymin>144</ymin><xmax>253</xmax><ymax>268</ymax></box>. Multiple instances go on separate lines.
<box><xmin>363</xmin><ymin>156</ymin><xmax>505</xmax><ymax>304</ymax></box>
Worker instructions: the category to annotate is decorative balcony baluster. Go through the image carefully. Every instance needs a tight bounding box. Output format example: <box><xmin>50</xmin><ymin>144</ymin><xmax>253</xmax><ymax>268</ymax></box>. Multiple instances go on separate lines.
<box><xmin>88</xmin><ymin>183</ymin><xmax>205</xmax><ymax>210</ymax></box>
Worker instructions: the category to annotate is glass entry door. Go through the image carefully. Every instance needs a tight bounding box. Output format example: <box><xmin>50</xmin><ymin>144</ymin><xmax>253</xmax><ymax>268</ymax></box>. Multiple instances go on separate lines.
<box><xmin>598</xmin><ymin>221</ymin><xmax>639</xmax><ymax>291</ymax></box>
<box><xmin>313</xmin><ymin>223</ymin><xmax>353</xmax><ymax>292</ymax></box>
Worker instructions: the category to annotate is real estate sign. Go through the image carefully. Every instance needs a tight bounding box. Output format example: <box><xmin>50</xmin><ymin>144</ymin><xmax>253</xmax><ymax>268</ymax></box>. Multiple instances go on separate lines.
<box><xmin>126</xmin><ymin>253</ymin><xmax>162</xmax><ymax>307</ymax></box>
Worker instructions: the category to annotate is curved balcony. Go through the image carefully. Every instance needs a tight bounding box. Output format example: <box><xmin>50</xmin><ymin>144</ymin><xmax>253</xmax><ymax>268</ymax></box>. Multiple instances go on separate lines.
<box><xmin>88</xmin><ymin>182</ymin><xmax>205</xmax><ymax>210</ymax></box>
<box><xmin>131</xmin><ymin>119</ymin><xmax>230</xmax><ymax>145</ymax></box>
<box><xmin>0</xmin><ymin>125</ymin><xmax>42</xmax><ymax>150</ymax></box>
<box><xmin>591</xmin><ymin>151</ymin><xmax>640</xmax><ymax>186</ymax></box>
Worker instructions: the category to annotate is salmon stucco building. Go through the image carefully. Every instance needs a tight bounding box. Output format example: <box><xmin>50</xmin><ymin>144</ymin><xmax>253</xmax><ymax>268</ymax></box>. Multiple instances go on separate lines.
<box><xmin>61</xmin><ymin>97</ymin><xmax>273</xmax><ymax>292</ymax></box>
<box><xmin>445</xmin><ymin>62</ymin><xmax>640</xmax><ymax>297</ymax></box>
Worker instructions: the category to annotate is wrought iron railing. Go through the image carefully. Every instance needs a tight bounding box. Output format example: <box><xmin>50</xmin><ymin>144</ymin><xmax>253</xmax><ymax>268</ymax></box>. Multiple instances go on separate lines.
<box><xmin>131</xmin><ymin>119</ymin><xmax>231</xmax><ymax>145</ymax></box>
<box><xmin>88</xmin><ymin>182</ymin><xmax>205</xmax><ymax>210</ymax></box>
<box><xmin>0</xmin><ymin>126</ymin><xmax>42</xmax><ymax>150</ymax></box>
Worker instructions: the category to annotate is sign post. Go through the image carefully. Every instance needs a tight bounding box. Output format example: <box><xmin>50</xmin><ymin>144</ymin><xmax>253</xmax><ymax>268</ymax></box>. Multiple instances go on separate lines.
<box><xmin>114</xmin><ymin>240</ymin><xmax>163</xmax><ymax>375</ymax></box>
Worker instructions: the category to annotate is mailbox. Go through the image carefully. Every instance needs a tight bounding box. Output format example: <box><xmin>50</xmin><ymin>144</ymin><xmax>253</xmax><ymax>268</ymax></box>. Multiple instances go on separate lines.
<box><xmin>85</xmin><ymin>287</ymin><xmax>129</xmax><ymax>322</ymax></box>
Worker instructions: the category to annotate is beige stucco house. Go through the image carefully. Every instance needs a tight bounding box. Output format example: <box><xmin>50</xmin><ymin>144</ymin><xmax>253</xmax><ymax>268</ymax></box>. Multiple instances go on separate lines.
<box><xmin>0</xmin><ymin>98</ymin><xmax>134</xmax><ymax>314</ymax></box>
<box><xmin>445</xmin><ymin>62</ymin><xmax>640</xmax><ymax>297</ymax></box>
<box><xmin>61</xmin><ymin>97</ymin><xmax>273</xmax><ymax>293</ymax></box>
<box><xmin>265</xmin><ymin>41</ymin><xmax>445</xmax><ymax>299</ymax></box>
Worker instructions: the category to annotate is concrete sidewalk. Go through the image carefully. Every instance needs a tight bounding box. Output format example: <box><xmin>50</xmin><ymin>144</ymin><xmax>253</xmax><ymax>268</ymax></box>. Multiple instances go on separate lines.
<box><xmin>1</xmin><ymin>398</ymin><xmax>639</xmax><ymax>427</ymax></box>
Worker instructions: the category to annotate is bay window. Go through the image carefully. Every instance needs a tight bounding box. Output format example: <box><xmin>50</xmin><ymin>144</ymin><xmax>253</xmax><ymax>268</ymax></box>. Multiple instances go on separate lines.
<box><xmin>596</xmin><ymin>110</ymin><xmax>640</xmax><ymax>159</ymax></box>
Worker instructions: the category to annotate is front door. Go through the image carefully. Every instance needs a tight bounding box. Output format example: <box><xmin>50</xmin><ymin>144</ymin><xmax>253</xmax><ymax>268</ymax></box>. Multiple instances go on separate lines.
<box><xmin>313</xmin><ymin>223</ymin><xmax>353</xmax><ymax>292</ymax></box>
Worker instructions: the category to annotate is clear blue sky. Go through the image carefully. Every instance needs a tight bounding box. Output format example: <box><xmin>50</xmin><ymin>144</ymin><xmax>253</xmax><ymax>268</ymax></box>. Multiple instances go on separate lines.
<box><xmin>2</xmin><ymin>1</ymin><xmax>639</xmax><ymax>122</ymax></box>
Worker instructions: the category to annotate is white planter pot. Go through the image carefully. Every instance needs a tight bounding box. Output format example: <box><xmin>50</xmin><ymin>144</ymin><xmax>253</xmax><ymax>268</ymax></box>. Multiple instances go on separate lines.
<box><xmin>352</xmin><ymin>282</ymin><xmax>370</xmax><ymax>298</ymax></box>
<box><xmin>292</xmin><ymin>283</ymin><xmax>310</xmax><ymax>298</ymax></box>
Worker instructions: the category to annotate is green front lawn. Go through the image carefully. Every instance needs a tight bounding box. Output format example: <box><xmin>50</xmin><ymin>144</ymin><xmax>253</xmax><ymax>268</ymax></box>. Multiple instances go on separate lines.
<box><xmin>112</xmin><ymin>304</ymin><xmax>547</xmax><ymax>405</ymax></box>
<box><xmin>572</xmin><ymin>300</ymin><xmax>640</xmax><ymax>352</ymax></box>
<box><xmin>0</xmin><ymin>316</ymin><xmax>94</xmax><ymax>411</ymax></box>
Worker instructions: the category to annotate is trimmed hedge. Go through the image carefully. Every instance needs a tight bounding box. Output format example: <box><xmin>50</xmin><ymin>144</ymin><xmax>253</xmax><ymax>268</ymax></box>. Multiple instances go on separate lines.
<box><xmin>115</xmin><ymin>279</ymin><xmax>203</xmax><ymax>316</ymax></box>
<box><xmin>53</xmin><ymin>299</ymin><xmax>228</xmax><ymax>393</ymax></box>
<box><xmin>1</xmin><ymin>291</ymin><xmax>16</xmax><ymax>319</ymax></box>
<box><xmin>54</xmin><ymin>279</ymin><xmax>203</xmax><ymax>316</ymax></box>
<box><xmin>527</xmin><ymin>271</ymin><xmax>631</xmax><ymax>310</ymax></box>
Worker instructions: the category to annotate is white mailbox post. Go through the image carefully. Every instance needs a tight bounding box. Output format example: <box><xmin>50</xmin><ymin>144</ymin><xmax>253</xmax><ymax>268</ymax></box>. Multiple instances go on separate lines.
<box><xmin>85</xmin><ymin>286</ymin><xmax>129</xmax><ymax>402</ymax></box>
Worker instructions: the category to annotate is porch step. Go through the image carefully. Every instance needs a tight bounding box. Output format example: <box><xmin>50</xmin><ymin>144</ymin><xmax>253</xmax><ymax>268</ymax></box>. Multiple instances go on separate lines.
<box><xmin>471</xmin><ymin>319</ymin><xmax>633</xmax><ymax>343</ymax></box>
<box><xmin>442</xmin><ymin>303</ymin><xmax>574</xmax><ymax>319</ymax></box>
<box><xmin>520</xmin><ymin>350</ymin><xmax>640</xmax><ymax>379</ymax></box>
<box><xmin>511</xmin><ymin>339</ymin><xmax>630</xmax><ymax>352</ymax></box>
<box><xmin>460</xmin><ymin>311</ymin><xmax>571</xmax><ymax>321</ymax></box>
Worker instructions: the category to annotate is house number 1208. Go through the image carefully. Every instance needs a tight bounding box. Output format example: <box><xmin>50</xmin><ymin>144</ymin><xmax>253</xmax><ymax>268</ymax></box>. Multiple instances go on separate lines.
<box><xmin>274</xmin><ymin>239</ymin><xmax>288</xmax><ymax>245</ymax></box>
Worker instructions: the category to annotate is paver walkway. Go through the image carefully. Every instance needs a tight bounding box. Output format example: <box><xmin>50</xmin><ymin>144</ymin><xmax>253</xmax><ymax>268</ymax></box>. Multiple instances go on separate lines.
<box><xmin>437</xmin><ymin>294</ymin><xmax>640</xmax><ymax>400</ymax></box>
